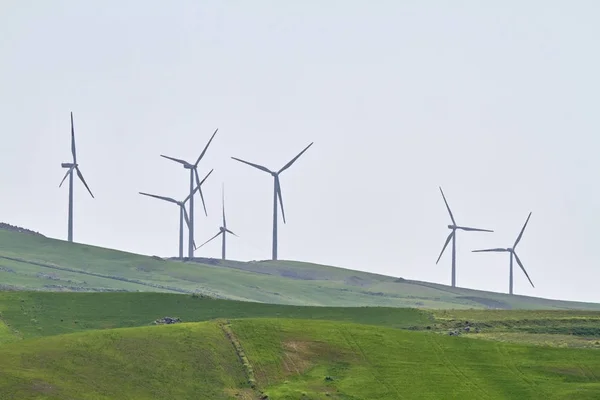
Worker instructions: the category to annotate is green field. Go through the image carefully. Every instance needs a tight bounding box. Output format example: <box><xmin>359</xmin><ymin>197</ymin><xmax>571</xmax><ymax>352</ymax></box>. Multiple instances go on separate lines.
<box><xmin>1</xmin><ymin>229</ymin><xmax>599</xmax><ymax>310</ymax></box>
<box><xmin>0</xmin><ymin>318</ymin><xmax>599</xmax><ymax>399</ymax></box>
<box><xmin>1</xmin><ymin>228</ymin><xmax>600</xmax><ymax>398</ymax></box>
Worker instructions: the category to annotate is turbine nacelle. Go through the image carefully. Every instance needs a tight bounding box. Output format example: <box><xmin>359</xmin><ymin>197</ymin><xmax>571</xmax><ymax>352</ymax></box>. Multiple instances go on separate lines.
<box><xmin>447</xmin><ymin>224</ymin><xmax>456</xmax><ymax>230</ymax></box>
<box><xmin>61</xmin><ymin>162</ymin><xmax>77</xmax><ymax>168</ymax></box>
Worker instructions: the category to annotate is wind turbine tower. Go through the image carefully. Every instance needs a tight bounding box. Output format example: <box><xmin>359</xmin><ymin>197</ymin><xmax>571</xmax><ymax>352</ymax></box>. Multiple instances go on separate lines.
<box><xmin>231</xmin><ymin>142</ymin><xmax>313</xmax><ymax>261</ymax></box>
<box><xmin>436</xmin><ymin>187</ymin><xmax>493</xmax><ymax>287</ymax></box>
<box><xmin>58</xmin><ymin>112</ymin><xmax>94</xmax><ymax>242</ymax></box>
<box><xmin>139</xmin><ymin>170</ymin><xmax>212</xmax><ymax>259</ymax></box>
<box><xmin>195</xmin><ymin>184</ymin><xmax>238</xmax><ymax>260</ymax></box>
<box><xmin>160</xmin><ymin>129</ymin><xmax>218</xmax><ymax>259</ymax></box>
<box><xmin>472</xmin><ymin>212</ymin><xmax>535</xmax><ymax>295</ymax></box>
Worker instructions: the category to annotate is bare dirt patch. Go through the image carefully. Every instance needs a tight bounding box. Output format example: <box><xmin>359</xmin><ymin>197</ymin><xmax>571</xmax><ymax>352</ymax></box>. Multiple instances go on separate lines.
<box><xmin>281</xmin><ymin>341</ymin><xmax>318</xmax><ymax>375</ymax></box>
<box><xmin>30</xmin><ymin>380</ymin><xmax>55</xmax><ymax>394</ymax></box>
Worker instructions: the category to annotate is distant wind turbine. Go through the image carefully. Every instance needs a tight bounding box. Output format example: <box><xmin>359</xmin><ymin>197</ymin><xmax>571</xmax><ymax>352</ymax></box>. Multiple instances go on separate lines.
<box><xmin>231</xmin><ymin>142</ymin><xmax>313</xmax><ymax>261</ymax></box>
<box><xmin>139</xmin><ymin>170</ymin><xmax>212</xmax><ymax>260</ymax></box>
<box><xmin>436</xmin><ymin>187</ymin><xmax>493</xmax><ymax>287</ymax></box>
<box><xmin>58</xmin><ymin>112</ymin><xmax>94</xmax><ymax>242</ymax></box>
<box><xmin>195</xmin><ymin>184</ymin><xmax>238</xmax><ymax>260</ymax></box>
<box><xmin>472</xmin><ymin>212</ymin><xmax>534</xmax><ymax>295</ymax></box>
<box><xmin>160</xmin><ymin>129</ymin><xmax>218</xmax><ymax>259</ymax></box>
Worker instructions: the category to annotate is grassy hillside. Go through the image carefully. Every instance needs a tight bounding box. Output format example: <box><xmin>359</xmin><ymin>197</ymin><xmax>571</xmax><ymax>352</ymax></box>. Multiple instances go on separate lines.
<box><xmin>0</xmin><ymin>322</ymin><xmax>250</xmax><ymax>400</ymax></box>
<box><xmin>1</xmin><ymin>292</ymin><xmax>599</xmax><ymax>351</ymax></box>
<box><xmin>0</xmin><ymin>291</ymin><xmax>430</xmax><ymax>341</ymax></box>
<box><xmin>0</xmin><ymin>319</ymin><xmax>599</xmax><ymax>399</ymax></box>
<box><xmin>233</xmin><ymin>319</ymin><xmax>600</xmax><ymax>399</ymax></box>
<box><xmin>1</xmin><ymin>229</ymin><xmax>599</xmax><ymax>310</ymax></box>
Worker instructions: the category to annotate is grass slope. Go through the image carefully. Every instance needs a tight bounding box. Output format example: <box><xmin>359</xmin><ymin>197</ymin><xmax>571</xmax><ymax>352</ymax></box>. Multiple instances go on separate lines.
<box><xmin>2</xmin><ymin>292</ymin><xmax>599</xmax><ymax>351</ymax></box>
<box><xmin>1</xmin><ymin>229</ymin><xmax>599</xmax><ymax>310</ymax></box>
<box><xmin>0</xmin><ymin>319</ymin><xmax>599</xmax><ymax>399</ymax></box>
<box><xmin>233</xmin><ymin>319</ymin><xmax>600</xmax><ymax>399</ymax></box>
<box><xmin>0</xmin><ymin>323</ymin><xmax>250</xmax><ymax>400</ymax></box>
<box><xmin>0</xmin><ymin>292</ymin><xmax>430</xmax><ymax>341</ymax></box>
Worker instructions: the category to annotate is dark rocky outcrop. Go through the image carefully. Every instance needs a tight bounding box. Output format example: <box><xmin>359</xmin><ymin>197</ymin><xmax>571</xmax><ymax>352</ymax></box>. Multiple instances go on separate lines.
<box><xmin>0</xmin><ymin>222</ymin><xmax>44</xmax><ymax>237</ymax></box>
<box><xmin>153</xmin><ymin>316</ymin><xmax>182</xmax><ymax>325</ymax></box>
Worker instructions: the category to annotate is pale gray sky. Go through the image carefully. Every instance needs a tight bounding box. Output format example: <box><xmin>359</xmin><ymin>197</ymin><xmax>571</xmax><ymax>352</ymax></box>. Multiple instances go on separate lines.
<box><xmin>1</xmin><ymin>1</ymin><xmax>599</xmax><ymax>303</ymax></box>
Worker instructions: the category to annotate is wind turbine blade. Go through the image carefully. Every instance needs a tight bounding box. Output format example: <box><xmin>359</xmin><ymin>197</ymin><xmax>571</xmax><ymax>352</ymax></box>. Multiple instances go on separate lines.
<box><xmin>231</xmin><ymin>157</ymin><xmax>273</xmax><ymax>174</ymax></box>
<box><xmin>275</xmin><ymin>175</ymin><xmax>286</xmax><ymax>224</ymax></box>
<box><xmin>194</xmin><ymin>128</ymin><xmax>219</xmax><ymax>166</ymax></box>
<box><xmin>514</xmin><ymin>212</ymin><xmax>532</xmax><ymax>248</ymax></box>
<box><xmin>277</xmin><ymin>142</ymin><xmax>314</xmax><ymax>174</ymax></box>
<box><xmin>278</xmin><ymin>142</ymin><xmax>314</xmax><ymax>174</ymax></box>
<box><xmin>70</xmin><ymin>112</ymin><xmax>77</xmax><ymax>163</ymax></box>
<box><xmin>195</xmin><ymin>231</ymin><xmax>222</xmax><ymax>250</ymax></box>
<box><xmin>160</xmin><ymin>154</ymin><xmax>189</xmax><ymax>166</ymax></box>
<box><xmin>75</xmin><ymin>167</ymin><xmax>94</xmax><ymax>198</ymax></box>
<box><xmin>457</xmin><ymin>226</ymin><xmax>494</xmax><ymax>232</ymax></box>
<box><xmin>514</xmin><ymin>252</ymin><xmax>535</xmax><ymax>288</ymax></box>
<box><xmin>58</xmin><ymin>166</ymin><xmax>75</xmax><ymax>187</ymax></box>
<box><xmin>199</xmin><ymin>168</ymin><xmax>214</xmax><ymax>186</ymax></box>
<box><xmin>182</xmin><ymin>205</ymin><xmax>191</xmax><ymax>228</ymax></box>
<box><xmin>472</xmin><ymin>248</ymin><xmax>508</xmax><ymax>253</ymax></box>
<box><xmin>436</xmin><ymin>231</ymin><xmax>454</xmax><ymax>264</ymax></box>
<box><xmin>222</xmin><ymin>183</ymin><xmax>226</xmax><ymax>228</ymax></box>
<box><xmin>225</xmin><ymin>228</ymin><xmax>238</xmax><ymax>237</ymax></box>
<box><xmin>139</xmin><ymin>192</ymin><xmax>178</xmax><ymax>205</ymax></box>
<box><xmin>194</xmin><ymin>170</ymin><xmax>210</xmax><ymax>216</ymax></box>
<box><xmin>182</xmin><ymin>208</ymin><xmax>197</xmax><ymax>250</ymax></box>
<box><xmin>439</xmin><ymin>187</ymin><xmax>456</xmax><ymax>225</ymax></box>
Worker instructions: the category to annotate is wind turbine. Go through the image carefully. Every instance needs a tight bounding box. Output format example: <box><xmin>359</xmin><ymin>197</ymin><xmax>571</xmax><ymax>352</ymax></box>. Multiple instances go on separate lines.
<box><xmin>195</xmin><ymin>184</ymin><xmax>237</xmax><ymax>260</ymax></box>
<box><xmin>58</xmin><ymin>112</ymin><xmax>94</xmax><ymax>242</ymax></box>
<box><xmin>139</xmin><ymin>170</ymin><xmax>212</xmax><ymax>260</ymax></box>
<box><xmin>472</xmin><ymin>212</ymin><xmax>534</xmax><ymax>295</ymax></box>
<box><xmin>160</xmin><ymin>128</ymin><xmax>218</xmax><ymax>259</ymax></box>
<box><xmin>231</xmin><ymin>142</ymin><xmax>313</xmax><ymax>261</ymax></box>
<box><xmin>436</xmin><ymin>187</ymin><xmax>493</xmax><ymax>287</ymax></box>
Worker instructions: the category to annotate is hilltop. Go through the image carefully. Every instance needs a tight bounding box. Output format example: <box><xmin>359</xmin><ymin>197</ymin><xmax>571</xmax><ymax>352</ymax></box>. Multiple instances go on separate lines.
<box><xmin>0</xmin><ymin>229</ymin><xmax>599</xmax><ymax>310</ymax></box>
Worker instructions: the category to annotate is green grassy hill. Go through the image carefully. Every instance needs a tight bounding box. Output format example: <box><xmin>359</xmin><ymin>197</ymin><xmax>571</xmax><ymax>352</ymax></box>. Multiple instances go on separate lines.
<box><xmin>0</xmin><ymin>318</ymin><xmax>599</xmax><ymax>399</ymax></box>
<box><xmin>0</xmin><ymin>292</ymin><xmax>430</xmax><ymax>341</ymax></box>
<box><xmin>1</xmin><ymin>292</ymin><xmax>599</xmax><ymax>351</ymax></box>
<box><xmin>1</xmin><ymin>228</ymin><xmax>599</xmax><ymax>310</ymax></box>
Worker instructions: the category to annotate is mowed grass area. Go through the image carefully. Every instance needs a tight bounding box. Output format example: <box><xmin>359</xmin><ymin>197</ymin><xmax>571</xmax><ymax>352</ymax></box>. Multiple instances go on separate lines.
<box><xmin>0</xmin><ymin>323</ymin><xmax>251</xmax><ymax>400</ymax></box>
<box><xmin>0</xmin><ymin>319</ymin><xmax>599</xmax><ymax>399</ymax></box>
<box><xmin>1</xmin><ymin>229</ymin><xmax>600</xmax><ymax>310</ymax></box>
<box><xmin>233</xmin><ymin>319</ymin><xmax>600</xmax><ymax>399</ymax></box>
<box><xmin>0</xmin><ymin>291</ymin><xmax>431</xmax><ymax>341</ymax></box>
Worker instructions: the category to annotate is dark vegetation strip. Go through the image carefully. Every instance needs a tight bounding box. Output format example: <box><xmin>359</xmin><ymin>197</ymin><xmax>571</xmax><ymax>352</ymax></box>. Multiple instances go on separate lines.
<box><xmin>218</xmin><ymin>319</ymin><xmax>265</xmax><ymax>398</ymax></box>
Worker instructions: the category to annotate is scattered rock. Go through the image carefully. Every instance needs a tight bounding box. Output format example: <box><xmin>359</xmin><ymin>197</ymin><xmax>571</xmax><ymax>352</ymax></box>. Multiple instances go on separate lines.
<box><xmin>324</xmin><ymin>376</ymin><xmax>335</xmax><ymax>381</ymax></box>
<box><xmin>153</xmin><ymin>316</ymin><xmax>182</xmax><ymax>325</ymax></box>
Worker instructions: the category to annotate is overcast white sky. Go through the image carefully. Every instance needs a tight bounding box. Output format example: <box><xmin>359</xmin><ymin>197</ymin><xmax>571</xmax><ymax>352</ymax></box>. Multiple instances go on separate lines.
<box><xmin>1</xmin><ymin>1</ymin><xmax>599</xmax><ymax>303</ymax></box>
